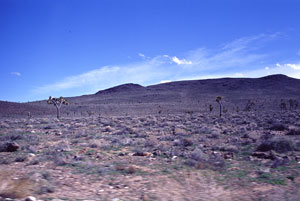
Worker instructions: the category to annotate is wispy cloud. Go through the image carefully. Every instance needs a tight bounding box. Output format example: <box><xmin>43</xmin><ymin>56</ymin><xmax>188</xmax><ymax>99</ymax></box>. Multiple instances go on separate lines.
<box><xmin>276</xmin><ymin>63</ymin><xmax>300</xmax><ymax>70</ymax></box>
<box><xmin>11</xmin><ymin>72</ymin><xmax>21</xmax><ymax>76</ymax></box>
<box><xmin>171</xmin><ymin>56</ymin><xmax>192</xmax><ymax>65</ymax></box>
<box><xmin>32</xmin><ymin>33</ymin><xmax>300</xmax><ymax>97</ymax></box>
<box><xmin>138</xmin><ymin>53</ymin><xmax>145</xmax><ymax>58</ymax></box>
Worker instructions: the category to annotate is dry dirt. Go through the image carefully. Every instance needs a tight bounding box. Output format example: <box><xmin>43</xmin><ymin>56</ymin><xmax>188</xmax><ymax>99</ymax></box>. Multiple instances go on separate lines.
<box><xmin>0</xmin><ymin>111</ymin><xmax>300</xmax><ymax>201</ymax></box>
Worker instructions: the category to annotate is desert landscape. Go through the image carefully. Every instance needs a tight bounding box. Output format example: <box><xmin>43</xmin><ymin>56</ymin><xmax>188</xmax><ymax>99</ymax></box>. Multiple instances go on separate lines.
<box><xmin>1</xmin><ymin>74</ymin><xmax>300</xmax><ymax>201</ymax></box>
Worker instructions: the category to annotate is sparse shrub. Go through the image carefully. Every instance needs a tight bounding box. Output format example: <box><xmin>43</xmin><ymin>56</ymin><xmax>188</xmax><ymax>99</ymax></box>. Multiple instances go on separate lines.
<box><xmin>36</xmin><ymin>185</ymin><xmax>55</xmax><ymax>195</ymax></box>
<box><xmin>126</xmin><ymin>165</ymin><xmax>136</xmax><ymax>174</ymax></box>
<box><xmin>269</xmin><ymin>122</ymin><xmax>287</xmax><ymax>131</ymax></box>
<box><xmin>98</xmin><ymin>167</ymin><xmax>112</xmax><ymax>176</ymax></box>
<box><xmin>53</xmin><ymin>154</ymin><xmax>68</xmax><ymax>166</ymax></box>
<box><xmin>256</xmin><ymin>137</ymin><xmax>294</xmax><ymax>153</ymax></box>
<box><xmin>286</xmin><ymin>128</ymin><xmax>300</xmax><ymax>135</ymax></box>
<box><xmin>47</xmin><ymin>96</ymin><xmax>69</xmax><ymax>119</ymax></box>
<box><xmin>190</xmin><ymin>148</ymin><xmax>208</xmax><ymax>161</ymax></box>
<box><xmin>244</xmin><ymin>100</ymin><xmax>255</xmax><ymax>111</ymax></box>
<box><xmin>15</xmin><ymin>155</ymin><xmax>27</xmax><ymax>162</ymax></box>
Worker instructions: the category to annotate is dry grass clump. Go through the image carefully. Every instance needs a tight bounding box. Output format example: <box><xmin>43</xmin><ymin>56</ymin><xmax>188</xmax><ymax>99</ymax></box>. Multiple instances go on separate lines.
<box><xmin>0</xmin><ymin>170</ymin><xmax>32</xmax><ymax>199</ymax></box>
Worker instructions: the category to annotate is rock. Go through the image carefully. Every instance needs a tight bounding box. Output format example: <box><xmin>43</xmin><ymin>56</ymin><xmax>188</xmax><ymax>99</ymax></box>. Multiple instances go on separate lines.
<box><xmin>133</xmin><ymin>152</ymin><xmax>152</xmax><ymax>157</ymax></box>
<box><xmin>25</xmin><ymin>196</ymin><xmax>37</xmax><ymax>201</ymax></box>
<box><xmin>111</xmin><ymin>198</ymin><xmax>124</xmax><ymax>201</ymax></box>
<box><xmin>43</xmin><ymin>126</ymin><xmax>53</xmax><ymax>129</ymax></box>
<box><xmin>0</xmin><ymin>142</ymin><xmax>20</xmax><ymax>152</ymax></box>
<box><xmin>173</xmin><ymin>127</ymin><xmax>188</xmax><ymax>135</ymax></box>
<box><xmin>256</xmin><ymin>167</ymin><xmax>270</xmax><ymax>175</ymax></box>
<box><xmin>223</xmin><ymin>152</ymin><xmax>234</xmax><ymax>160</ymax></box>
<box><xmin>252</xmin><ymin>151</ymin><xmax>277</xmax><ymax>160</ymax></box>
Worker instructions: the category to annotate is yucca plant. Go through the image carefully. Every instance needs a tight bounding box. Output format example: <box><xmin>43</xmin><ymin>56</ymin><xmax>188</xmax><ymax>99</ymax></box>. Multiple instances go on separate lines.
<box><xmin>209</xmin><ymin>104</ymin><xmax>213</xmax><ymax>112</ymax></box>
<box><xmin>47</xmin><ymin>96</ymin><xmax>69</xmax><ymax>119</ymax></box>
<box><xmin>216</xmin><ymin>96</ymin><xmax>222</xmax><ymax>117</ymax></box>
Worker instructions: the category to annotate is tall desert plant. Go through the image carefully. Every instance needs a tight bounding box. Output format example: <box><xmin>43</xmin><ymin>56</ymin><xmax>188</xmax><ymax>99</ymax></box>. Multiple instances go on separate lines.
<box><xmin>216</xmin><ymin>96</ymin><xmax>222</xmax><ymax>117</ymax></box>
<box><xmin>47</xmin><ymin>96</ymin><xmax>69</xmax><ymax>119</ymax></box>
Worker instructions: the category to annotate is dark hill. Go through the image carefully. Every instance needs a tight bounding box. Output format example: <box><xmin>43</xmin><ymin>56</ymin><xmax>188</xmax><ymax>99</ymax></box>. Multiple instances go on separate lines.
<box><xmin>96</xmin><ymin>83</ymin><xmax>145</xmax><ymax>95</ymax></box>
<box><xmin>1</xmin><ymin>74</ymin><xmax>300</xmax><ymax>117</ymax></box>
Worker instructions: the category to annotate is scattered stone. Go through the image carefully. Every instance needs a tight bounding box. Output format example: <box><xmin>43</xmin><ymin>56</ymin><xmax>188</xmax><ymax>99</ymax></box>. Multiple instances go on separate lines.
<box><xmin>256</xmin><ymin>167</ymin><xmax>270</xmax><ymax>175</ymax></box>
<box><xmin>224</xmin><ymin>152</ymin><xmax>234</xmax><ymax>160</ymax></box>
<box><xmin>173</xmin><ymin>127</ymin><xmax>188</xmax><ymax>135</ymax></box>
<box><xmin>25</xmin><ymin>196</ymin><xmax>37</xmax><ymax>201</ymax></box>
<box><xmin>111</xmin><ymin>198</ymin><xmax>124</xmax><ymax>201</ymax></box>
<box><xmin>252</xmin><ymin>151</ymin><xmax>277</xmax><ymax>160</ymax></box>
<box><xmin>0</xmin><ymin>142</ymin><xmax>20</xmax><ymax>152</ymax></box>
<box><xmin>133</xmin><ymin>152</ymin><xmax>152</xmax><ymax>157</ymax></box>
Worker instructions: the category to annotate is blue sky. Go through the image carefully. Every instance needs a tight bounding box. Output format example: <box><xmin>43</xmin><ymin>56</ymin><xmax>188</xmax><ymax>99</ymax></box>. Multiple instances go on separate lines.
<box><xmin>1</xmin><ymin>0</ymin><xmax>300</xmax><ymax>102</ymax></box>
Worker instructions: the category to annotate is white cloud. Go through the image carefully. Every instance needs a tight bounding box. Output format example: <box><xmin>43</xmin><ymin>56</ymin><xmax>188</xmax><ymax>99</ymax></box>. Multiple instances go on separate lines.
<box><xmin>286</xmin><ymin>63</ymin><xmax>300</xmax><ymax>70</ymax></box>
<box><xmin>138</xmin><ymin>53</ymin><xmax>145</xmax><ymax>58</ymax></box>
<box><xmin>32</xmin><ymin>58</ymin><xmax>171</xmax><ymax>96</ymax></box>
<box><xmin>171</xmin><ymin>56</ymin><xmax>192</xmax><ymax>65</ymax></box>
<box><xmin>159</xmin><ymin>80</ymin><xmax>172</xmax><ymax>84</ymax></box>
<box><xmin>11</xmin><ymin>72</ymin><xmax>21</xmax><ymax>76</ymax></box>
<box><xmin>275</xmin><ymin>63</ymin><xmax>300</xmax><ymax>70</ymax></box>
<box><xmin>32</xmin><ymin>33</ymin><xmax>300</xmax><ymax>98</ymax></box>
<box><xmin>234</xmin><ymin>73</ymin><xmax>244</xmax><ymax>77</ymax></box>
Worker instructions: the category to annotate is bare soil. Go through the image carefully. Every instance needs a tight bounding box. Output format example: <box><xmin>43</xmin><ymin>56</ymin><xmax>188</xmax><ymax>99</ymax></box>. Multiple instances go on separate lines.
<box><xmin>1</xmin><ymin>110</ymin><xmax>300</xmax><ymax>201</ymax></box>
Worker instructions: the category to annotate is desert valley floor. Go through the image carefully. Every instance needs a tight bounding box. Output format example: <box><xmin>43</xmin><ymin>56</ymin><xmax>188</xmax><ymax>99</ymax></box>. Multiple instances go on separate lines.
<box><xmin>0</xmin><ymin>110</ymin><xmax>300</xmax><ymax>201</ymax></box>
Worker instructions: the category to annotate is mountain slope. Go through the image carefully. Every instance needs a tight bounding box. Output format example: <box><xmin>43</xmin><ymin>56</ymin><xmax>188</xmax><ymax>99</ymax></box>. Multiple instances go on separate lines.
<box><xmin>1</xmin><ymin>74</ymin><xmax>300</xmax><ymax>117</ymax></box>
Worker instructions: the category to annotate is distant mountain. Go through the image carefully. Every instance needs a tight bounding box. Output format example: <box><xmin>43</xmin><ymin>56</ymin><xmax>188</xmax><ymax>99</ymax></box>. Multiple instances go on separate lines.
<box><xmin>1</xmin><ymin>74</ymin><xmax>300</xmax><ymax>117</ymax></box>
<box><xmin>96</xmin><ymin>83</ymin><xmax>145</xmax><ymax>95</ymax></box>
<box><xmin>0</xmin><ymin>101</ymin><xmax>51</xmax><ymax>117</ymax></box>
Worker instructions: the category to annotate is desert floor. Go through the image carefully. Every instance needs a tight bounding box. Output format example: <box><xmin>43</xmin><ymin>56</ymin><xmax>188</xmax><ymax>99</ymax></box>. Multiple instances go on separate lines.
<box><xmin>1</xmin><ymin>111</ymin><xmax>300</xmax><ymax>201</ymax></box>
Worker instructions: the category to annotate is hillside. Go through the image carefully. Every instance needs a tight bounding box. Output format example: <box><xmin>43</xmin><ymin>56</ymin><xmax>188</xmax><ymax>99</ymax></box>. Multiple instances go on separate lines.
<box><xmin>1</xmin><ymin>74</ymin><xmax>300</xmax><ymax>117</ymax></box>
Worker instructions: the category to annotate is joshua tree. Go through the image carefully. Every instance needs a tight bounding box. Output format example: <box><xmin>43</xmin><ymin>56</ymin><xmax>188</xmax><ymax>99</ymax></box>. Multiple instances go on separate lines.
<box><xmin>280</xmin><ymin>99</ymin><xmax>287</xmax><ymax>111</ymax></box>
<box><xmin>87</xmin><ymin>111</ymin><xmax>94</xmax><ymax>116</ymax></box>
<box><xmin>216</xmin><ymin>96</ymin><xmax>222</xmax><ymax>117</ymax></box>
<box><xmin>289</xmin><ymin>99</ymin><xmax>299</xmax><ymax>111</ymax></box>
<box><xmin>47</xmin><ymin>96</ymin><xmax>69</xmax><ymax>119</ymax></box>
<box><xmin>244</xmin><ymin>100</ymin><xmax>255</xmax><ymax>112</ymax></box>
<box><xmin>27</xmin><ymin>112</ymin><xmax>32</xmax><ymax>119</ymax></box>
<box><xmin>209</xmin><ymin>104</ymin><xmax>213</xmax><ymax>112</ymax></box>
